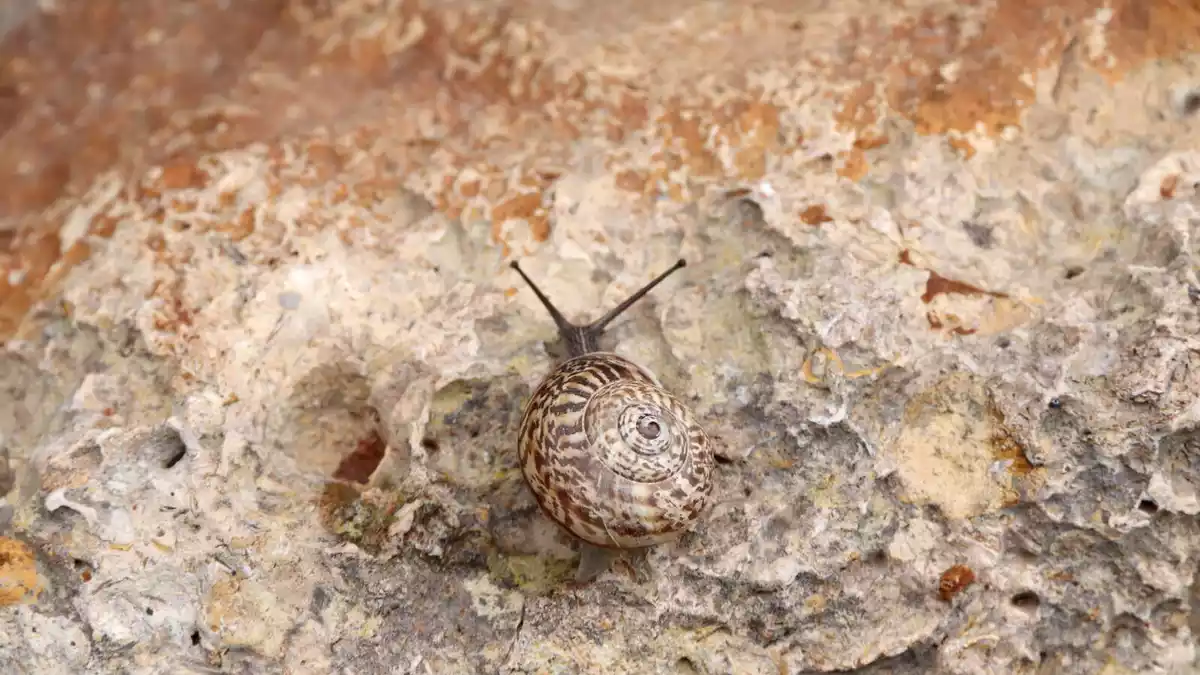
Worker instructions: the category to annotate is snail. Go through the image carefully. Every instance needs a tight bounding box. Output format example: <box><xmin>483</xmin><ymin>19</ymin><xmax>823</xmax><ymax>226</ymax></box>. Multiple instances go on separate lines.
<box><xmin>509</xmin><ymin>258</ymin><xmax>714</xmax><ymax>583</ymax></box>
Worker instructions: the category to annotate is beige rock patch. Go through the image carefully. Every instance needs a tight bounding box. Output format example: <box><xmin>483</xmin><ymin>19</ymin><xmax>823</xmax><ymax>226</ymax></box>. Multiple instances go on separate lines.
<box><xmin>888</xmin><ymin>373</ymin><xmax>1037</xmax><ymax>519</ymax></box>
<box><xmin>204</xmin><ymin>576</ymin><xmax>305</xmax><ymax>659</ymax></box>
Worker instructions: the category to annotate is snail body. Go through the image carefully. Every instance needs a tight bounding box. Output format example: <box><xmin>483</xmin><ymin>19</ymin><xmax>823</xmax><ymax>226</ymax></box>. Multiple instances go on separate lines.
<box><xmin>510</xmin><ymin>259</ymin><xmax>714</xmax><ymax>582</ymax></box>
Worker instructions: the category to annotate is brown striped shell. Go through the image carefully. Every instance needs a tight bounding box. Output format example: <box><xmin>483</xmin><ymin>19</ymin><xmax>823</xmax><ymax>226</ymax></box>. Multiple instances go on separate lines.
<box><xmin>516</xmin><ymin>351</ymin><xmax>714</xmax><ymax>549</ymax></box>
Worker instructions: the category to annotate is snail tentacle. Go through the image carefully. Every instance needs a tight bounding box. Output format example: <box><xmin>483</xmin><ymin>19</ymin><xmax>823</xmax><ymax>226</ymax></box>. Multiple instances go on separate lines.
<box><xmin>509</xmin><ymin>258</ymin><xmax>686</xmax><ymax>357</ymax></box>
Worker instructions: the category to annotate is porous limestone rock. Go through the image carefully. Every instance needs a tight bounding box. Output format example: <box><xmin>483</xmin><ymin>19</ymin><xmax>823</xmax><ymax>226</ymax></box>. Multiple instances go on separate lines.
<box><xmin>1</xmin><ymin>1</ymin><xmax>1200</xmax><ymax>674</ymax></box>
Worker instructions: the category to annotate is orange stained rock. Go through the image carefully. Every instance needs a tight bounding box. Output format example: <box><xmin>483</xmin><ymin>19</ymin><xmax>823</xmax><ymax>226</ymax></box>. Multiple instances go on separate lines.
<box><xmin>1</xmin><ymin>0</ymin><xmax>1198</xmax><ymax>340</ymax></box>
<box><xmin>0</xmin><ymin>537</ymin><xmax>43</xmax><ymax>606</ymax></box>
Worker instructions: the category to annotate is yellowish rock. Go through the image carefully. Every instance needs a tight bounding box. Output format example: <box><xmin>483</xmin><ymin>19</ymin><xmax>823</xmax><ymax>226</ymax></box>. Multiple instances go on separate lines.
<box><xmin>0</xmin><ymin>536</ymin><xmax>44</xmax><ymax>606</ymax></box>
<box><xmin>204</xmin><ymin>576</ymin><xmax>304</xmax><ymax>659</ymax></box>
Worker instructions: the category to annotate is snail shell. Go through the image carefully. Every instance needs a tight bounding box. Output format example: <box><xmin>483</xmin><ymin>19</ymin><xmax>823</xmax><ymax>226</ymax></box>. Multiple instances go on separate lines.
<box><xmin>509</xmin><ymin>259</ymin><xmax>714</xmax><ymax>576</ymax></box>
<box><xmin>517</xmin><ymin>351</ymin><xmax>713</xmax><ymax>549</ymax></box>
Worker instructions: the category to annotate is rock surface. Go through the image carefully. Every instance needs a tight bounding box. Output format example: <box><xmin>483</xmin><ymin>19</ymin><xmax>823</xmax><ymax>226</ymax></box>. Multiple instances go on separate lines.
<box><xmin>2</xmin><ymin>1</ymin><xmax>1200</xmax><ymax>673</ymax></box>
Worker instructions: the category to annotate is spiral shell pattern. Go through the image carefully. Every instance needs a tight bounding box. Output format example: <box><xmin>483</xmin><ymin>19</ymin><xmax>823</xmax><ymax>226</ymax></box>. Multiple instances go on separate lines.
<box><xmin>517</xmin><ymin>352</ymin><xmax>714</xmax><ymax>549</ymax></box>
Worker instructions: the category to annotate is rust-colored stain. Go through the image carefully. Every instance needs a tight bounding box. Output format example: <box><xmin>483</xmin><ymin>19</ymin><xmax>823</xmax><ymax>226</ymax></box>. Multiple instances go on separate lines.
<box><xmin>1047</xmin><ymin>569</ymin><xmax>1076</xmax><ymax>583</ymax></box>
<box><xmin>490</xmin><ymin>189</ymin><xmax>551</xmax><ymax>247</ymax></box>
<box><xmin>922</xmin><ymin>269</ymin><xmax>1009</xmax><ymax>304</ymax></box>
<box><xmin>1098</xmin><ymin>1</ymin><xmax>1200</xmax><ymax>81</ymax></box>
<box><xmin>655</xmin><ymin>103</ymin><xmax>722</xmax><ymax>178</ymax></box>
<box><xmin>159</xmin><ymin>161</ymin><xmax>210</xmax><ymax>190</ymax></box>
<box><xmin>1</xmin><ymin>0</ymin><xmax>597</xmax><ymax>337</ymax></box>
<box><xmin>835</xmin><ymin>80</ymin><xmax>879</xmax><ymax>131</ymax></box>
<box><xmin>0</xmin><ymin>231</ymin><xmax>62</xmax><ymax>337</ymax></box>
<box><xmin>947</xmin><ymin>136</ymin><xmax>976</xmax><ymax>159</ymax></box>
<box><xmin>732</xmin><ymin>100</ymin><xmax>783</xmax><ymax>180</ymax></box>
<box><xmin>991</xmin><ymin>428</ymin><xmax>1035</xmax><ymax>477</ymax></box>
<box><xmin>853</xmin><ymin>132</ymin><xmax>889</xmax><ymax>151</ymax></box>
<box><xmin>926</xmin><ymin>310</ymin><xmax>980</xmax><ymax>336</ymax></box>
<box><xmin>1160</xmin><ymin>174</ymin><xmax>1179</xmax><ymax>199</ymax></box>
<box><xmin>306</xmin><ymin>141</ymin><xmax>345</xmax><ymax>181</ymax></box>
<box><xmin>801</xmin><ymin>346</ymin><xmax>892</xmax><ymax>385</ymax></box>
<box><xmin>938</xmin><ymin>564</ymin><xmax>976</xmax><ymax>602</ymax></box>
<box><xmin>799</xmin><ymin>204</ymin><xmax>833</xmax><ymax>226</ymax></box>
<box><xmin>332</xmin><ymin>429</ymin><xmax>387</xmax><ymax>485</ymax></box>
<box><xmin>2</xmin><ymin>0</ymin><xmax>1198</xmax><ymax>341</ymax></box>
<box><xmin>988</xmin><ymin>401</ymin><xmax>1044</xmax><ymax>508</ymax></box>
<box><xmin>833</xmin><ymin>0</ymin><xmax>1200</xmax><ymax>138</ymax></box>
<box><xmin>902</xmin><ymin>1</ymin><xmax>1089</xmax><ymax>136</ymax></box>
<box><xmin>614</xmin><ymin>169</ymin><xmax>647</xmax><ymax>194</ymax></box>
<box><xmin>216</xmin><ymin>207</ymin><xmax>256</xmax><ymax>242</ymax></box>
<box><xmin>145</xmin><ymin>232</ymin><xmax>166</xmax><ymax>253</ymax></box>
<box><xmin>899</xmin><ymin>249</ymin><xmax>1010</xmax><ymax>304</ymax></box>
<box><xmin>617</xmin><ymin>97</ymin><xmax>789</xmax><ymax>200</ymax></box>
<box><xmin>0</xmin><ymin>0</ymin><xmax>287</xmax><ymax>220</ymax></box>
<box><xmin>837</xmin><ymin>147</ymin><xmax>870</xmax><ymax>181</ymax></box>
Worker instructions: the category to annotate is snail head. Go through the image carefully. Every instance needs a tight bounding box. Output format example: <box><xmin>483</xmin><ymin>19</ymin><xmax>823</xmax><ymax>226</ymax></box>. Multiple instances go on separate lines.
<box><xmin>510</xmin><ymin>258</ymin><xmax>687</xmax><ymax>358</ymax></box>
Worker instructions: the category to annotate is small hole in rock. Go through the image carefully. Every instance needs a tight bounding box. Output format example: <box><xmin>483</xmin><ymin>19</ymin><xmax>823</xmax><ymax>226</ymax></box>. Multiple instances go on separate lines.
<box><xmin>713</xmin><ymin>454</ymin><xmax>734</xmax><ymax>465</ymax></box>
<box><xmin>731</xmin><ymin>197</ymin><xmax>764</xmax><ymax>227</ymax></box>
<box><xmin>995</xmin><ymin>336</ymin><xmax>1011</xmax><ymax>349</ymax></box>
<box><xmin>1064</xmin><ymin>266</ymin><xmax>1085</xmax><ymax>279</ymax></box>
<box><xmin>1183</xmin><ymin>91</ymin><xmax>1200</xmax><ymax>116</ymax></box>
<box><xmin>1048</xmin><ymin>398</ymin><xmax>1062</xmax><ymax>409</ymax></box>
<box><xmin>152</xmin><ymin>425</ymin><xmax>189</xmax><ymax>469</ymax></box>
<box><xmin>962</xmin><ymin>221</ymin><xmax>994</xmax><ymax>248</ymax></box>
<box><xmin>1011</xmin><ymin>591</ymin><xmax>1041</xmax><ymax>611</ymax></box>
<box><xmin>191</xmin><ymin>631</ymin><xmax>201</xmax><ymax>646</ymax></box>
<box><xmin>162</xmin><ymin>442</ymin><xmax>187</xmax><ymax>469</ymax></box>
<box><xmin>1138</xmin><ymin>499</ymin><xmax>1159</xmax><ymax>514</ymax></box>
<box><xmin>146</xmin><ymin>607</ymin><xmax>154</xmax><ymax>616</ymax></box>
<box><xmin>420</xmin><ymin>437</ymin><xmax>440</xmax><ymax>452</ymax></box>
<box><xmin>675</xmin><ymin>656</ymin><xmax>701</xmax><ymax>674</ymax></box>
<box><xmin>1014</xmin><ymin>546</ymin><xmax>1039</xmax><ymax>561</ymax></box>
<box><xmin>332</xmin><ymin>429</ymin><xmax>387</xmax><ymax>485</ymax></box>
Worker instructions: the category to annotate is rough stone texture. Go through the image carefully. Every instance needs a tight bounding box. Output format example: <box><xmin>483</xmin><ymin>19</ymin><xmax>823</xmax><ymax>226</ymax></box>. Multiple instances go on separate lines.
<box><xmin>2</xmin><ymin>0</ymin><xmax>1200</xmax><ymax>673</ymax></box>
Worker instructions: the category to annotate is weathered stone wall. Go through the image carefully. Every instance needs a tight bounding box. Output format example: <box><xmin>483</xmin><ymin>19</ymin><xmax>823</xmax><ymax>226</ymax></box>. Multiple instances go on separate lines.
<box><xmin>1</xmin><ymin>1</ymin><xmax>1199</xmax><ymax>673</ymax></box>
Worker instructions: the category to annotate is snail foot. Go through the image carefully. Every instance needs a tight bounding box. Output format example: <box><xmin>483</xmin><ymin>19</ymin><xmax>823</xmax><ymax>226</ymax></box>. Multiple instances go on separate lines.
<box><xmin>573</xmin><ymin>543</ymin><xmax>619</xmax><ymax>584</ymax></box>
